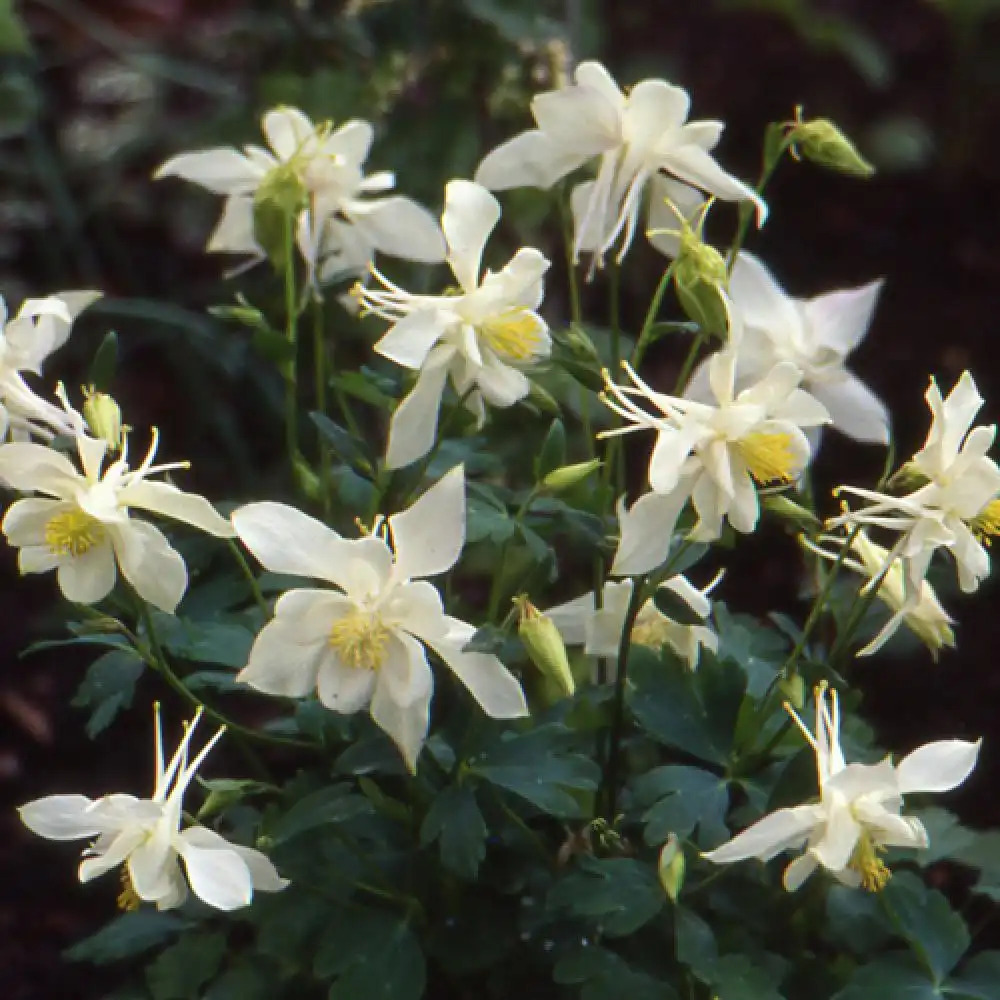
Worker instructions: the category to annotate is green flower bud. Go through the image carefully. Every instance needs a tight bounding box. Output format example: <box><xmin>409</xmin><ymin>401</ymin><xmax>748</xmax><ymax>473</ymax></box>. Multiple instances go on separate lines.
<box><xmin>790</xmin><ymin>112</ymin><xmax>874</xmax><ymax>179</ymax></box>
<box><xmin>762</xmin><ymin>494</ymin><xmax>821</xmax><ymax>532</ymax></box>
<box><xmin>658</xmin><ymin>834</ymin><xmax>686</xmax><ymax>902</ymax></box>
<box><xmin>779</xmin><ymin>673</ymin><xmax>806</xmax><ymax>711</ymax></box>
<box><xmin>562</xmin><ymin>324</ymin><xmax>601</xmax><ymax>366</ymax></box>
<box><xmin>82</xmin><ymin>387</ymin><xmax>125</xmax><ymax>452</ymax></box>
<box><xmin>673</xmin><ymin>217</ymin><xmax>729</xmax><ymax>336</ymax></box>
<box><xmin>541</xmin><ymin>459</ymin><xmax>602</xmax><ymax>492</ymax></box>
<box><xmin>514</xmin><ymin>594</ymin><xmax>575</xmax><ymax>699</ymax></box>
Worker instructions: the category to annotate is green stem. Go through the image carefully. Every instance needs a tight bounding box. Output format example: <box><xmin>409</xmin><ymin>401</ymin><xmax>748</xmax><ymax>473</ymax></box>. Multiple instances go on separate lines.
<box><xmin>727</xmin><ymin>137</ymin><xmax>790</xmax><ymax>272</ymax></box>
<box><xmin>282</xmin><ymin>215</ymin><xmax>300</xmax><ymax>472</ymax></box>
<box><xmin>486</xmin><ymin>488</ymin><xmax>538</xmax><ymax>622</ymax></box>
<box><xmin>631</xmin><ymin>261</ymin><xmax>678</xmax><ymax>370</ymax></box>
<box><xmin>673</xmin><ymin>329</ymin><xmax>708</xmax><ymax>395</ymax></box>
<box><xmin>312</xmin><ymin>300</ymin><xmax>333</xmax><ymax>519</ymax></box>
<box><xmin>227</xmin><ymin>539</ymin><xmax>269</xmax><ymax>617</ymax></box>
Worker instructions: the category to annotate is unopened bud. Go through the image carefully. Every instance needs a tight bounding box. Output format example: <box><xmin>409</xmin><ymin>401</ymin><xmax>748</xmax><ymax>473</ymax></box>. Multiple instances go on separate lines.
<box><xmin>658</xmin><ymin>834</ymin><xmax>686</xmax><ymax>901</ymax></box>
<box><xmin>763</xmin><ymin>494</ymin><xmax>821</xmax><ymax>531</ymax></box>
<box><xmin>779</xmin><ymin>673</ymin><xmax>806</xmax><ymax>711</ymax></box>
<box><xmin>542</xmin><ymin>459</ymin><xmax>602</xmax><ymax>492</ymax></box>
<box><xmin>81</xmin><ymin>387</ymin><xmax>125</xmax><ymax>452</ymax></box>
<box><xmin>790</xmin><ymin>110</ymin><xmax>874</xmax><ymax>179</ymax></box>
<box><xmin>882</xmin><ymin>462</ymin><xmax>929</xmax><ymax>493</ymax></box>
<box><xmin>514</xmin><ymin>594</ymin><xmax>575</xmax><ymax>699</ymax></box>
<box><xmin>674</xmin><ymin>224</ymin><xmax>729</xmax><ymax>336</ymax></box>
<box><xmin>562</xmin><ymin>324</ymin><xmax>601</xmax><ymax>366</ymax></box>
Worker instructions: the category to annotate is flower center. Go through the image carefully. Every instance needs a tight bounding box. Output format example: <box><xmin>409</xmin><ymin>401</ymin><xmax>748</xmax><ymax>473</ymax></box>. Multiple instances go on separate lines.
<box><xmin>328</xmin><ymin>610</ymin><xmax>391</xmax><ymax>671</ymax></box>
<box><xmin>44</xmin><ymin>509</ymin><xmax>106</xmax><ymax>557</ymax></box>
<box><xmin>736</xmin><ymin>431</ymin><xmax>797</xmax><ymax>485</ymax></box>
<box><xmin>631</xmin><ymin>618</ymin><xmax>671</xmax><ymax>649</ymax></box>
<box><xmin>479</xmin><ymin>309</ymin><xmax>544</xmax><ymax>362</ymax></box>
<box><xmin>970</xmin><ymin>498</ymin><xmax>1000</xmax><ymax>546</ymax></box>
<box><xmin>116</xmin><ymin>868</ymin><xmax>141</xmax><ymax>912</ymax></box>
<box><xmin>847</xmin><ymin>832</ymin><xmax>891</xmax><ymax>892</ymax></box>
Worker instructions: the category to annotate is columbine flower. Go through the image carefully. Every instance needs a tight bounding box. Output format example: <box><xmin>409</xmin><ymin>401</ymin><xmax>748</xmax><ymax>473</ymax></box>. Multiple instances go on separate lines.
<box><xmin>0</xmin><ymin>395</ymin><xmax>235</xmax><ymax>613</ymax></box>
<box><xmin>684</xmin><ymin>253</ymin><xmax>888</xmax><ymax>444</ymax></box>
<box><xmin>544</xmin><ymin>572</ymin><xmax>721</xmax><ymax>671</ymax></box>
<box><xmin>0</xmin><ymin>291</ymin><xmax>101</xmax><ymax>441</ymax></box>
<box><xmin>231</xmin><ymin>466</ymin><xmax>528</xmax><ymax>770</ymax></box>
<box><xmin>475</xmin><ymin>60</ymin><xmax>765</xmax><ymax>269</ymax></box>
<box><xmin>603</xmin><ymin>346</ymin><xmax>829</xmax><ymax>576</ymax></box>
<box><xmin>354</xmin><ymin>179</ymin><xmax>550</xmax><ymax>470</ymax></box>
<box><xmin>803</xmin><ymin>523</ymin><xmax>955</xmax><ymax>659</ymax></box>
<box><xmin>832</xmin><ymin>371</ymin><xmax>1000</xmax><ymax>596</ymax></box>
<box><xmin>703</xmin><ymin>684</ymin><xmax>981</xmax><ymax>892</ymax></box>
<box><xmin>155</xmin><ymin>106</ymin><xmax>445</xmax><ymax>286</ymax></box>
<box><xmin>18</xmin><ymin>705</ymin><xmax>288</xmax><ymax>911</ymax></box>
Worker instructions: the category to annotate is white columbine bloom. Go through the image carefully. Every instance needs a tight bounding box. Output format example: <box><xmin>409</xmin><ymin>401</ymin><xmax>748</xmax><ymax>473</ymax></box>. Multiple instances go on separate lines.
<box><xmin>0</xmin><ymin>400</ymin><xmax>235</xmax><ymax>612</ymax></box>
<box><xmin>475</xmin><ymin>60</ymin><xmax>765</xmax><ymax>269</ymax></box>
<box><xmin>832</xmin><ymin>371</ymin><xmax>1000</xmax><ymax>597</ymax></box>
<box><xmin>684</xmin><ymin>253</ymin><xmax>888</xmax><ymax>444</ymax></box>
<box><xmin>355</xmin><ymin>179</ymin><xmax>551</xmax><ymax>470</ymax></box>
<box><xmin>19</xmin><ymin>705</ymin><xmax>288</xmax><ymax>911</ymax></box>
<box><xmin>604</xmin><ymin>345</ymin><xmax>829</xmax><ymax>576</ymax></box>
<box><xmin>0</xmin><ymin>290</ymin><xmax>101</xmax><ymax>440</ymax></box>
<box><xmin>545</xmin><ymin>572</ymin><xmax>721</xmax><ymax>671</ymax></box>
<box><xmin>703</xmin><ymin>685</ymin><xmax>981</xmax><ymax>892</ymax></box>
<box><xmin>232</xmin><ymin>466</ymin><xmax>528</xmax><ymax>770</ymax></box>
<box><xmin>155</xmin><ymin>106</ymin><xmax>445</xmax><ymax>286</ymax></box>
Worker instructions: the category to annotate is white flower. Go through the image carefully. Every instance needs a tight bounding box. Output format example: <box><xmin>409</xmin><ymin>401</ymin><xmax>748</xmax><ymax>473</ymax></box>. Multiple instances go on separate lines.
<box><xmin>803</xmin><ymin>524</ymin><xmax>955</xmax><ymax>660</ymax></box>
<box><xmin>544</xmin><ymin>572</ymin><xmax>721</xmax><ymax>671</ymax></box>
<box><xmin>231</xmin><ymin>466</ymin><xmax>528</xmax><ymax>770</ymax></box>
<box><xmin>0</xmin><ymin>291</ymin><xmax>101</xmax><ymax>441</ymax></box>
<box><xmin>18</xmin><ymin>705</ymin><xmax>288</xmax><ymax>911</ymax></box>
<box><xmin>833</xmin><ymin>371</ymin><xmax>1000</xmax><ymax>596</ymax></box>
<box><xmin>155</xmin><ymin>106</ymin><xmax>445</xmax><ymax>286</ymax></box>
<box><xmin>684</xmin><ymin>253</ymin><xmax>888</xmax><ymax>444</ymax></box>
<box><xmin>0</xmin><ymin>400</ymin><xmax>235</xmax><ymax>613</ymax></box>
<box><xmin>475</xmin><ymin>60</ymin><xmax>765</xmax><ymax>269</ymax></box>
<box><xmin>703</xmin><ymin>685</ymin><xmax>981</xmax><ymax>892</ymax></box>
<box><xmin>603</xmin><ymin>346</ymin><xmax>829</xmax><ymax>575</ymax></box>
<box><xmin>355</xmin><ymin>180</ymin><xmax>551</xmax><ymax>470</ymax></box>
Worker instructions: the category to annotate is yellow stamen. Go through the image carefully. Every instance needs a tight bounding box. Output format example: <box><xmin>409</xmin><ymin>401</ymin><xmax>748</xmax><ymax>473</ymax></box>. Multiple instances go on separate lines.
<box><xmin>44</xmin><ymin>509</ymin><xmax>106</xmax><ymax>557</ymax></box>
<box><xmin>737</xmin><ymin>432</ymin><xmax>797</xmax><ymax>485</ymax></box>
<box><xmin>970</xmin><ymin>498</ymin><xmax>1000</xmax><ymax>547</ymax></box>
<box><xmin>117</xmin><ymin>868</ymin><xmax>141</xmax><ymax>911</ymax></box>
<box><xmin>848</xmin><ymin>833</ymin><xmax>891</xmax><ymax>892</ymax></box>
<box><xmin>329</xmin><ymin>611</ymin><xmax>391</xmax><ymax>671</ymax></box>
<box><xmin>632</xmin><ymin>619</ymin><xmax>671</xmax><ymax>649</ymax></box>
<box><xmin>479</xmin><ymin>310</ymin><xmax>544</xmax><ymax>362</ymax></box>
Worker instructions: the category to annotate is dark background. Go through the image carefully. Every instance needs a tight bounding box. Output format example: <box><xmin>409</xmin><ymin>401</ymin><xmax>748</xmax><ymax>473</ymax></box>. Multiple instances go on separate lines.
<box><xmin>2</xmin><ymin>1</ymin><xmax>1000</xmax><ymax>996</ymax></box>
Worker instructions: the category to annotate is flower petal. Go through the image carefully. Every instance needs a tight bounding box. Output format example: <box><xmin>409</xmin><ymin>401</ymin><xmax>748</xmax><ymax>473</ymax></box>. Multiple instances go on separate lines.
<box><xmin>389</xmin><ymin>465</ymin><xmax>465</xmax><ymax>581</ymax></box>
<box><xmin>345</xmin><ymin>196</ymin><xmax>446</xmax><ymax>264</ymax></box>
<box><xmin>370</xmin><ymin>631</ymin><xmax>433</xmax><ymax>771</ymax></box>
<box><xmin>612</xmin><ymin>489</ymin><xmax>689</xmax><ymax>577</ymax></box>
<box><xmin>803</xmin><ymin>279</ymin><xmax>883</xmax><ymax>356</ymax></box>
<box><xmin>18</xmin><ymin>794</ymin><xmax>101</xmax><ymax>840</ymax></box>
<box><xmin>374</xmin><ymin>310</ymin><xmax>447</xmax><ymax>370</ymax></box>
<box><xmin>385</xmin><ymin>348</ymin><xmax>454</xmax><ymax>470</ymax></box>
<box><xmin>262</xmin><ymin>106</ymin><xmax>315</xmax><ymax>160</ymax></box>
<box><xmin>317</xmin><ymin>653</ymin><xmax>378</xmax><ymax>713</ymax></box>
<box><xmin>154</xmin><ymin>149</ymin><xmax>266</xmax><ymax>195</ymax></box>
<box><xmin>662</xmin><ymin>145</ymin><xmax>766</xmax><ymax>223</ymax></box>
<box><xmin>442</xmin><ymin>180</ymin><xmax>500</xmax><ymax>292</ymax></box>
<box><xmin>206</xmin><ymin>196</ymin><xmax>260</xmax><ymax>256</ymax></box>
<box><xmin>702</xmin><ymin>805</ymin><xmax>822</xmax><ymax>863</ymax></box>
<box><xmin>475</xmin><ymin>130</ymin><xmax>590</xmax><ymax>191</ymax></box>
<box><xmin>110</xmin><ymin>521</ymin><xmax>186</xmax><ymax>614</ymax></box>
<box><xmin>176</xmin><ymin>828</ymin><xmax>254</xmax><ymax>910</ymax></box>
<box><xmin>782</xmin><ymin>852</ymin><xmax>819</xmax><ymax>891</ymax></box>
<box><xmin>56</xmin><ymin>540</ymin><xmax>118</xmax><ymax>605</ymax></box>
<box><xmin>0</xmin><ymin>442</ymin><xmax>78</xmax><ymax>495</ymax></box>
<box><xmin>896</xmin><ymin>738</ymin><xmax>981</xmax><ymax>795</ymax></box>
<box><xmin>810</xmin><ymin>372</ymin><xmax>890</xmax><ymax>445</ymax></box>
<box><xmin>120</xmin><ymin>480</ymin><xmax>234</xmax><ymax>537</ymax></box>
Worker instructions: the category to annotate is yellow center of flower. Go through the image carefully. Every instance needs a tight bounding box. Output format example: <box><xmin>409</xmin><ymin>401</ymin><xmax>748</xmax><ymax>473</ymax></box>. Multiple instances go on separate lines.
<box><xmin>44</xmin><ymin>509</ymin><xmax>106</xmax><ymax>557</ymax></box>
<box><xmin>631</xmin><ymin>618</ymin><xmax>671</xmax><ymax>649</ymax></box>
<box><xmin>970</xmin><ymin>498</ymin><xmax>1000</xmax><ymax>547</ymax></box>
<box><xmin>479</xmin><ymin>309</ymin><xmax>544</xmax><ymax>362</ymax></box>
<box><xmin>736</xmin><ymin>432</ymin><xmax>797</xmax><ymax>485</ymax></box>
<box><xmin>847</xmin><ymin>832</ymin><xmax>891</xmax><ymax>892</ymax></box>
<box><xmin>329</xmin><ymin>610</ymin><xmax>391</xmax><ymax>671</ymax></box>
<box><xmin>117</xmin><ymin>868</ymin><xmax>141</xmax><ymax>912</ymax></box>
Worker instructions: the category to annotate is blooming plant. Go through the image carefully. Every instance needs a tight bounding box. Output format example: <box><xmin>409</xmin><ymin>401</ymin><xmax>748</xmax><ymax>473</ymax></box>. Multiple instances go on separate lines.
<box><xmin>10</xmin><ymin>29</ymin><xmax>1000</xmax><ymax>1000</ymax></box>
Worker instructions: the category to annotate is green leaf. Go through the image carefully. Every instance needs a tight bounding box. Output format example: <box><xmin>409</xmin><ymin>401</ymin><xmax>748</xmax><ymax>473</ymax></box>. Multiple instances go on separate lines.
<box><xmin>651</xmin><ymin>586</ymin><xmax>707</xmax><ymax>627</ymax></box>
<box><xmin>88</xmin><ymin>330</ymin><xmax>119</xmax><ymax>391</ymax></box>
<box><xmin>535</xmin><ymin>418</ymin><xmax>566</xmax><ymax>480</ymax></box>
<box><xmin>832</xmin><ymin>954</ymin><xmax>939</xmax><ymax>1000</ymax></box>
<box><xmin>71</xmin><ymin>649</ymin><xmax>145</xmax><ymax>738</ymax></box>
<box><xmin>251</xmin><ymin>324</ymin><xmax>297</xmax><ymax>365</ymax></box>
<box><xmin>331</xmin><ymin>369</ymin><xmax>395</xmax><ymax>410</ymax></box>
<box><xmin>698</xmin><ymin>954</ymin><xmax>785</xmax><ymax>1000</ymax></box>
<box><xmin>713</xmin><ymin>604</ymin><xmax>790</xmax><ymax>698</ymax></box>
<box><xmin>675</xmin><ymin>906</ymin><xmax>718</xmax><ymax>971</ymax></box>
<box><xmin>824</xmin><ymin>884</ymin><xmax>892</xmax><ymax>956</ymax></box>
<box><xmin>270</xmin><ymin>785</ymin><xmax>374</xmax><ymax>845</ymax></box>
<box><xmin>465</xmin><ymin>496</ymin><xmax>515</xmax><ymax>545</ymax></box>
<box><xmin>65</xmin><ymin>912</ymin><xmax>190</xmax><ymax>965</ymax></box>
<box><xmin>146</xmin><ymin>931</ymin><xmax>226</xmax><ymax>1000</ymax></box>
<box><xmin>311</xmin><ymin>411</ymin><xmax>368</xmax><ymax>467</ymax></box>
<box><xmin>150</xmin><ymin>614</ymin><xmax>254</xmax><ymax>668</ymax></box>
<box><xmin>554</xmin><ymin>945</ymin><xmax>678</xmax><ymax>1000</ymax></box>
<box><xmin>633</xmin><ymin>765</ymin><xmax>729</xmax><ymax>847</ymax></box>
<box><xmin>252</xmin><ymin>889</ymin><xmax>330</xmax><ymax>966</ymax></box>
<box><xmin>627</xmin><ymin>647</ymin><xmax>745</xmax><ymax>766</ymax></box>
<box><xmin>203</xmin><ymin>959</ymin><xmax>281</xmax><ymax>1000</ymax></box>
<box><xmin>420</xmin><ymin>784</ymin><xmax>488</xmax><ymax>880</ymax></box>
<box><xmin>882</xmin><ymin>871</ymin><xmax>970</xmax><ymax>982</ymax></box>
<box><xmin>547</xmin><ymin>856</ymin><xmax>664</xmax><ymax>937</ymax></box>
<box><xmin>945</xmin><ymin>951</ymin><xmax>1000</xmax><ymax>1000</ymax></box>
<box><xmin>0</xmin><ymin>0</ymin><xmax>31</xmax><ymax>54</ymax></box>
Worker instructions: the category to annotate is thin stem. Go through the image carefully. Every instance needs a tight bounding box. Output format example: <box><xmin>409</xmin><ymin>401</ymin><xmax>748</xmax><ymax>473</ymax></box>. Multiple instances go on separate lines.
<box><xmin>312</xmin><ymin>300</ymin><xmax>333</xmax><ymax>519</ymax></box>
<box><xmin>282</xmin><ymin>214</ymin><xmax>300</xmax><ymax>472</ymax></box>
<box><xmin>227</xmin><ymin>539</ymin><xmax>269</xmax><ymax>617</ymax></box>
<box><xmin>631</xmin><ymin>261</ymin><xmax>678</xmax><ymax>370</ymax></box>
<box><xmin>673</xmin><ymin>329</ymin><xmax>708</xmax><ymax>395</ymax></box>
<box><xmin>486</xmin><ymin>488</ymin><xmax>538</xmax><ymax>622</ymax></box>
<box><xmin>727</xmin><ymin>135</ymin><xmax>791</xmax><ymax>272</ymax></box>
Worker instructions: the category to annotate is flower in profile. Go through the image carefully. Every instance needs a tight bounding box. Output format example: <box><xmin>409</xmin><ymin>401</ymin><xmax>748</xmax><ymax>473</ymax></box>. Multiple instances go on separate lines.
<box><xmin>684</xmin><ymin>253</ymin><xmax>888</xmax><ymax>444</ymax></box>
<box><xmin>603</xmin><ymin>338</ymin><xmax>829</xmax><ymax>575</ymax></box>
<box><xmin>155</xmin><ymin>106</ymin><xmax>445</xmax><ymax>286</ymax></box>
<box><xmin>354</xmin><ymin>180</ymin><xmax>550</xmax><ymax>469</ymax></box>
<box><xmin>475</xmin><ymin>60</ymin><xmax>765</xmax><ymax>269</ymax></box>
<box><xmin>0</xmin><ymin>291</ymin><xmax>101</xmax><ymax>441</ymax></box>
<box><xmin>803</xmin><ymin>522</ymin><xmax>955</xmax><ymax>660</ymax></box>
<box><xmin>0</xmin><ymin>391</ymin><xmax>235</xmax><ymax>612</ymax></box>
<box><xmin>703</xmin><ymin>684</ymin><xmax>980</xmax><ymax>892</ymax></box>
<box><xmin>544</xmin><ymin>571</ymin><xmax>721</xmax><ymax>671</ymax></box>
<box><xmin>19</xmin><ymin>705</ymin><xmax>288</xmax><ymax>911</ymax></box>
<box><xmin>832</xmin><ymin>372</ymin><xmax>1000</xmax><ymax>597</ymax></box>
<box><xmin>231</xmin><ymin>466</ymin><xmax>528</xmax><ymax>770</ymax></box>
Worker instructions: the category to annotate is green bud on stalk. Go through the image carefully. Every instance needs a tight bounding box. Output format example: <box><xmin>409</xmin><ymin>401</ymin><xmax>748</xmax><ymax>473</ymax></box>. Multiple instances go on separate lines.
<box><xmin>658</xmin><ymin>834</ymin><xmax>686</xmax><ymax>901</ymax></box>
<box><xmin>542</xmin><ymin>459</ymin><xmax>602</xmax><ymax>492</ymax></box>
<box><xmin>514</xmin><ymin>594</ymin><xmax>575</xmax><ymax>699</ymax></box>
<box><xmin>82</xmin><ymin>387</ymin><xmax>126</xmax><ymax>452</ymax></box>
<box><xmin>788</xmin><ymin>108</ymin><xmax>874</xmax><ymax>179</ymax></box>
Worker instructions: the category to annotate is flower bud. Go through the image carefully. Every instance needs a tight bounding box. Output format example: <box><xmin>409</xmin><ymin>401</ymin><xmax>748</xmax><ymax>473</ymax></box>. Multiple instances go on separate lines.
<box><xmin>562</xmin><ymin>324</ymin><xmax>601</xmax><ymax>366</ymax></box>
<box><xmin>790</xmin><ymin>113</ymin><xmax>874</xmax><ymax>179</ymax></box>
<box><xmin>542</xmin><ymin>459</ymin><xmax>602</xmax><ymax>493</ymax></box>
<box><xmin>514</xmin><ymin>594</ymin><xmax>575</xmax><ymax>699</ymax></box>
<box><xmin>658</xmin><ymin>834</ymin><xmax>686</xmax><ymax>901</ymax></box>
<box><xmin>673</xmin><ymin>222</ymin><xmax>729</xmax><ymax>337</ymax></box>
<box><xmin>763</xmin><ymin>494</ymin><xmax>821</xmax><ymax>532</ymax></box>
<box><xmin>82</xmin><ymin>387</ymin><xmax>125</xmax><ymax>452</ymax></box>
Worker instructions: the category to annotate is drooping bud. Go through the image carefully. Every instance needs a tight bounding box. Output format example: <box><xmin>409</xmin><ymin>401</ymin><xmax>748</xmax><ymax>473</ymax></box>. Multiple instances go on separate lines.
<box><xmin>788</xmin><ymin>108</ymin><xmax>874</xmax><ymax>179</ymax></box>
<box><xmin>81</xmin><ymin>387</ymin><xmax>125</xmax><ymax>452</ymax></box>
<box><xmin>762</xmin><ymin>494</ymin><xmax>821</xmax><ymax>532</ymax></box>
<box><xmin>514</xmin><ymin>594</ymin><xmax>575</xmax><ymax>699</ymax></box>
<box><xmin>658</xmin><ymin>834</ymin><xmax>686</xmax><ymax>902</ymax></box>
<box><xmin>672</xmin><ymin>213</ymin><xmax>729</xmax><ymax>337</ymax></box>
<box><xmin>542</xmin><ymin>459</ymin><xmax>602</xmax><ymax>493</ymax></box>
